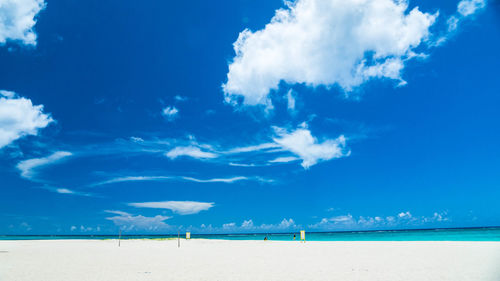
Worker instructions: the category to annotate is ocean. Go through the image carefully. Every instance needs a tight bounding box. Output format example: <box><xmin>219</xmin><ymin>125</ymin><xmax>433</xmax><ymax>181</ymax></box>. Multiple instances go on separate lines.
<box><xmin>1</xmin><ymin>227</ymin><xmax>499</xmax><ymax>241</ymax></box>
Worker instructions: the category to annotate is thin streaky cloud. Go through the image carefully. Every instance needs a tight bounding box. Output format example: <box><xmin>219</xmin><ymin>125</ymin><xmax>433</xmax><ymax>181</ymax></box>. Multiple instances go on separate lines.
<box><xmin>225</xmin><ymin>142</ymin><xmax>281</xmax><ymax>154</ymax></box>
<box><xmin>181</xmin><ymin>176</ymin><xmax>248</xmax><ymax>183</ymax></box>
<box><xmin>90</xmin><ymin>176</ymin><xmax>173</xmax><ymax>187</ymax></box>
<box><xmin>90</xmin><ymin>175</ymin><xmax>270</xmax><ymax>187</ymax></box>
<box><xmin>36</xmin><ymin>185</ymin><xmax>95</xmax><ymax>197</ymax></box>
<box><xmin>17</xmin><ymin>151</ymin><xmax>72</xmax><ymax>180</ymax></box>
<box><xmin>165</xmin><ymin>145</ymin><xmax>218</xmax><ymax>160</ymax></box>
<box><xmin>268</xmin><ymin>156</ymin><xmax>300</xmax><ymax>163</ymax></box>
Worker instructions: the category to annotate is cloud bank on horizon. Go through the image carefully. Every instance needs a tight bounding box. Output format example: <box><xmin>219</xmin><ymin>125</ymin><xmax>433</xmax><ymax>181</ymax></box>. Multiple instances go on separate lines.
<box><xmin>101</xmin><ymin>209</ymin><xmax>450</xmax><ymax>233</ymax></box>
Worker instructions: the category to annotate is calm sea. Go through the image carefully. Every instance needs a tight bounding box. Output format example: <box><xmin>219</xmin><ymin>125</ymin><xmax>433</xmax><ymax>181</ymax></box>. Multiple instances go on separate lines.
<box><xmin>1</xmin><ymin>227</ymin><xmax>500</xmax><ymax>241</ymax></box>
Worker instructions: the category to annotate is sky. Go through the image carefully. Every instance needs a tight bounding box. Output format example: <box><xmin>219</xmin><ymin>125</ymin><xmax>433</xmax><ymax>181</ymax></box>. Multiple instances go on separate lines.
<box><xmin>0</xmin><ymin>0</ymin><xmax>499</xmax><ymax>235</ymax></box>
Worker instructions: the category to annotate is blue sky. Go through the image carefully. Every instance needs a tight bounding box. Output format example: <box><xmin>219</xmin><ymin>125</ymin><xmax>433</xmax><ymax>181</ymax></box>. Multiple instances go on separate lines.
<box><xmin>0</xmin><ymin>0</ymin><xmax>499</xmax><ymax>234</ymax></box>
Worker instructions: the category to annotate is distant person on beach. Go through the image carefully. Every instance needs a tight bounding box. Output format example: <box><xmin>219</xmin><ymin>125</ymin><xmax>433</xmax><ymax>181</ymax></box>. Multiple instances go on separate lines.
<box><xmin>264</xmin><ymin>236</ymin><xmax>267</xmax><ymax>241</ymax></box>
<box><xmin>293</xmin><ymin>234</ymin><xmax>296</xmax><ymax>240</ymax></box>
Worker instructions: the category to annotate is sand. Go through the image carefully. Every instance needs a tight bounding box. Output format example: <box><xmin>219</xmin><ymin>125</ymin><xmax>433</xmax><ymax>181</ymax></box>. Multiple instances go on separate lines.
<box><xmin>0</xmin><ymin>239</ymin><xmax>499</xmax><ymax>281</ymax></box>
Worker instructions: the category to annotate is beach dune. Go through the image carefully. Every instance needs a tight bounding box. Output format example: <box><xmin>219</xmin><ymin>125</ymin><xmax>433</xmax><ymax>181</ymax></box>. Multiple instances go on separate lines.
<box><xmin>0</xmin><ymin>239</ymin><xmax>499</xmax><ymax>281</ymax></box>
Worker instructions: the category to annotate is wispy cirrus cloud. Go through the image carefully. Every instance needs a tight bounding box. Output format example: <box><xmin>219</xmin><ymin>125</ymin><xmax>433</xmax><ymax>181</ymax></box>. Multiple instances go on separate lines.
<box><xmin>16</xmin><ymin>151</ymin><xmax>72</xmax><ymax>180</ymax></box>
<box><xmin>15</xmin><ymin>121</ymin><xmax>349</xmax><ymax>187</ymax></box>
<box><xmin>164</xmin><ymin>122</ymin><xmax>349</xmax><ymax>168</ymax></box>
<box><xmin>90</xmin><ymin>175</ymin><xmax>267</xmax><ymax>187</ymax></box>
<box><xmin>165</xmin><ymin>145</ymin><xmax>217</xmax><ymax>160</ymax></box>
<box><xmin>91</xmin><ymin>176</ymin><xmax>172</xmax><ymax>186</ymax></box>
<box><xmin>226</xmin><ymin>142</ymin><xmax>281</xmax><ymax>154</ymax></box>
<box><xmin>37</xmin><ymin>185</ymin><xmax>94</xmax><ymax>197</ymax></box>
<box><xmin>180</xmin><ymin>176</ymin><xmax>248</xmax><ymax>183</ymax></box>
<box><xmin>268</xmin><ymin>156</ymin><xmax>300</xmax><ymax>164</ymax></box>
<box><xmin>128</xmin><ymin>201</ymin><xmax>214</xmax><ymax>215</ymax></box>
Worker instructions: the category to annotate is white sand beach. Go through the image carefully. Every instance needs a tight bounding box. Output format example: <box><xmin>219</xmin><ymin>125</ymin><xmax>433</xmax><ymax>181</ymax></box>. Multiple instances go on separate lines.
<box><xmin>0</xmin><ymin>239</ymin><xmax>499</xmax><ymax>281</ymax></box>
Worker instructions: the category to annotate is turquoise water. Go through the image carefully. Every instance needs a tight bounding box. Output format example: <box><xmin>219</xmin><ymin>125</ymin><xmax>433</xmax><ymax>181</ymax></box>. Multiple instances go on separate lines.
<box><xmin>1</xmin><ymin>227</ymin><xmax>500</xmax><ymax>241</ymax></box>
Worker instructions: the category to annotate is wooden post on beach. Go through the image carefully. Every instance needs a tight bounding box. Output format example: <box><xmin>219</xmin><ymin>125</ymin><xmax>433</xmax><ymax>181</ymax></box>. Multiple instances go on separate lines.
<box><xmin>178</xmin><ymin>231</ymin><xmax>180</xmax><ymax>248</ymax></box>
<box><xmin>300</xmin><ymin>230</ymin><xmax>306</xmax><ymax>243</ymax></box>
<box><xmin>118</xmin><ymin>229</ymin><xmax>122</xmax><ymax>247</ymax></box>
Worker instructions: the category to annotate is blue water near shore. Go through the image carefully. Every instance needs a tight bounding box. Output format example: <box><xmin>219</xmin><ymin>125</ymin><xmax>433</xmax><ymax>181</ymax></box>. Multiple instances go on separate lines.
<box><xmin>1</xmin><ymin>227</ymin><xmax>500</xmax><ymax>241</ymax></box>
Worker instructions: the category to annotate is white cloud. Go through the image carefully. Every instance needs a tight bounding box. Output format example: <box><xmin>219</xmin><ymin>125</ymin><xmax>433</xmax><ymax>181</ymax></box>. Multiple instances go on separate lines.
<box><xmin>446</xmin><ymin>16</ymin><xmax>460</xmax><ymax>32</ymax></box>
<box><xmin>223</xmin><ymin>0</ymin><xmax>437</xmax><ymax>106</ymax></box>
<box><xmin>276</xmin><ymin>218</ymin><xmax>296</xmax><ymax>229</ymax></box>
<box><xmin>0</xmin><ymin>90</ymin><xmax>15</xmax><ymax>98</ymax></box>
<box><xmin>92</xmin><ymin>176</ymin><xmax>172</xmax><ymax>186</ymax></box>
<box><xmin>0</xmin><ymin>0</ymin><xmax>45</xmax><ymax>45</ymax></box>
<box><xmin>181</xmin><ymin>176</ymin><xmax>248</xmax><ymax>183</ymax></box>
<box><xmin>268</xmin><ymin>156</ymin><xmax>300</xmax><ymax>163</ymax></box>
<box><xmin>17</xmin><ymin>151</ymin><xmax>72</xmax><ymax>179</ymax></box>
<box><xmin>457</xmin><ymin>0</ymin><xmax>486</xmax><ymax>17</ymax></box>
<box><xmin>130</xmin><ymin>136</ymin><xmax>144</xmax><ymax>142</ymax></box>
<box><xmin>273</xmin><ymin>123</ymin><xmax>349</xmax><ymax>168</ymax></box>
<box><xmin>241</xmin><ymin>219</ymin><xmax>254</xmax><ymax>229</ymax></box>
<box><xmin>310</xmin><ymin>211</ymin><xmax>450</xmax><ymax>230</ymax></box>
<box><xmin>228</xmin><ymin>162</ymin><xmax>259</xmax><ymax>167</ymax></box>
<box><xmin>19</xmin><ymin>222</ymin><xmax>32</xmax><ymax>231</ymax></box>
<box><xmin>105</xmin><ymin>210</ymin><xmax>172</xmax><ymax>231</ymax></box>
<box><xmin>79</xmin><ymin>225</ymin><xmax>93</xmax><ymax>232</ymax></box>
<box><xmin>90</xmin><ymin>175</ymin><xmax>267</xmax><ymax>187</ymax></box>
<box><xmin>227</xmin><ymin>142</ymin><xmax>281</xmax><ymax>154</ymax></box>
<box><xmin>424</xmin><ymin>211</ymin><xmax>449</xmax><ymax>223</ymax></box>
<box><xmin>161</xmin><ymin>106</ymin><xmax>179</xmax><ymax>121</ymax></box>
<box><xmin>0</xmin><ymin>91</ymin><xmax>53</xmax><ymax>148</ymax></box>
<box><xmin>36</xmin><ymin>185</ymin><xmax>93</xmax><ymax>197</ymax></box>
<box><xmin>286</xmin><ymin>89</ymin><xmax>296</xmax><ymax>112</ymax></box>
<box><xmin>55</xmin><ymin>188</ymin><xmax>74</xmax><ymax>194</ymax></box>
<box><xmin>328</xmin><ymin>214</ymin><xmax>356</xmax><ymax>223</ymax></box>
<box><xmin>435</xmin><ymin>0</ymin><xmax>486</xmax><ymax>44</ymax></box>
<box><xmin>222</xmin><ymin>222</ymin><xmax>236</xmax><ymax>229</ymax></box>
<box><xmin>74</xmin><ymin>129</ymin><xmax>346</xmax><ymax>169</ymax></box>
<box><xmin>220</xmin><ymin>218</ymin><xmax>299</xmax><ymax>232</ymax></box>
<box><xmin>398</xmin><ymin>211</ymin><xmax>412</xmax><ymax>219</ymax></box>
<box><xmin>174</xmin><ymin>95</ymin><xmax>188</xmax><ymax>102</ymax></box>
<box><xmin>52</xmin><ymin>187</ymin><xmax>92</xmax><ymax>196</ymax></box>
<box><xmin>162</xmin><ymin>123</ymin><xmax>348</xmax><ymax>168</ymax></box>
<box><xmin>128</xmin><ymin>201</ymin><xmax>215</xmax><ymax>215</ymax></box>
<box><xmin>166</xmin><ymin>145</ymin><xmax>218</xmax><ymax>160</ymax></box>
